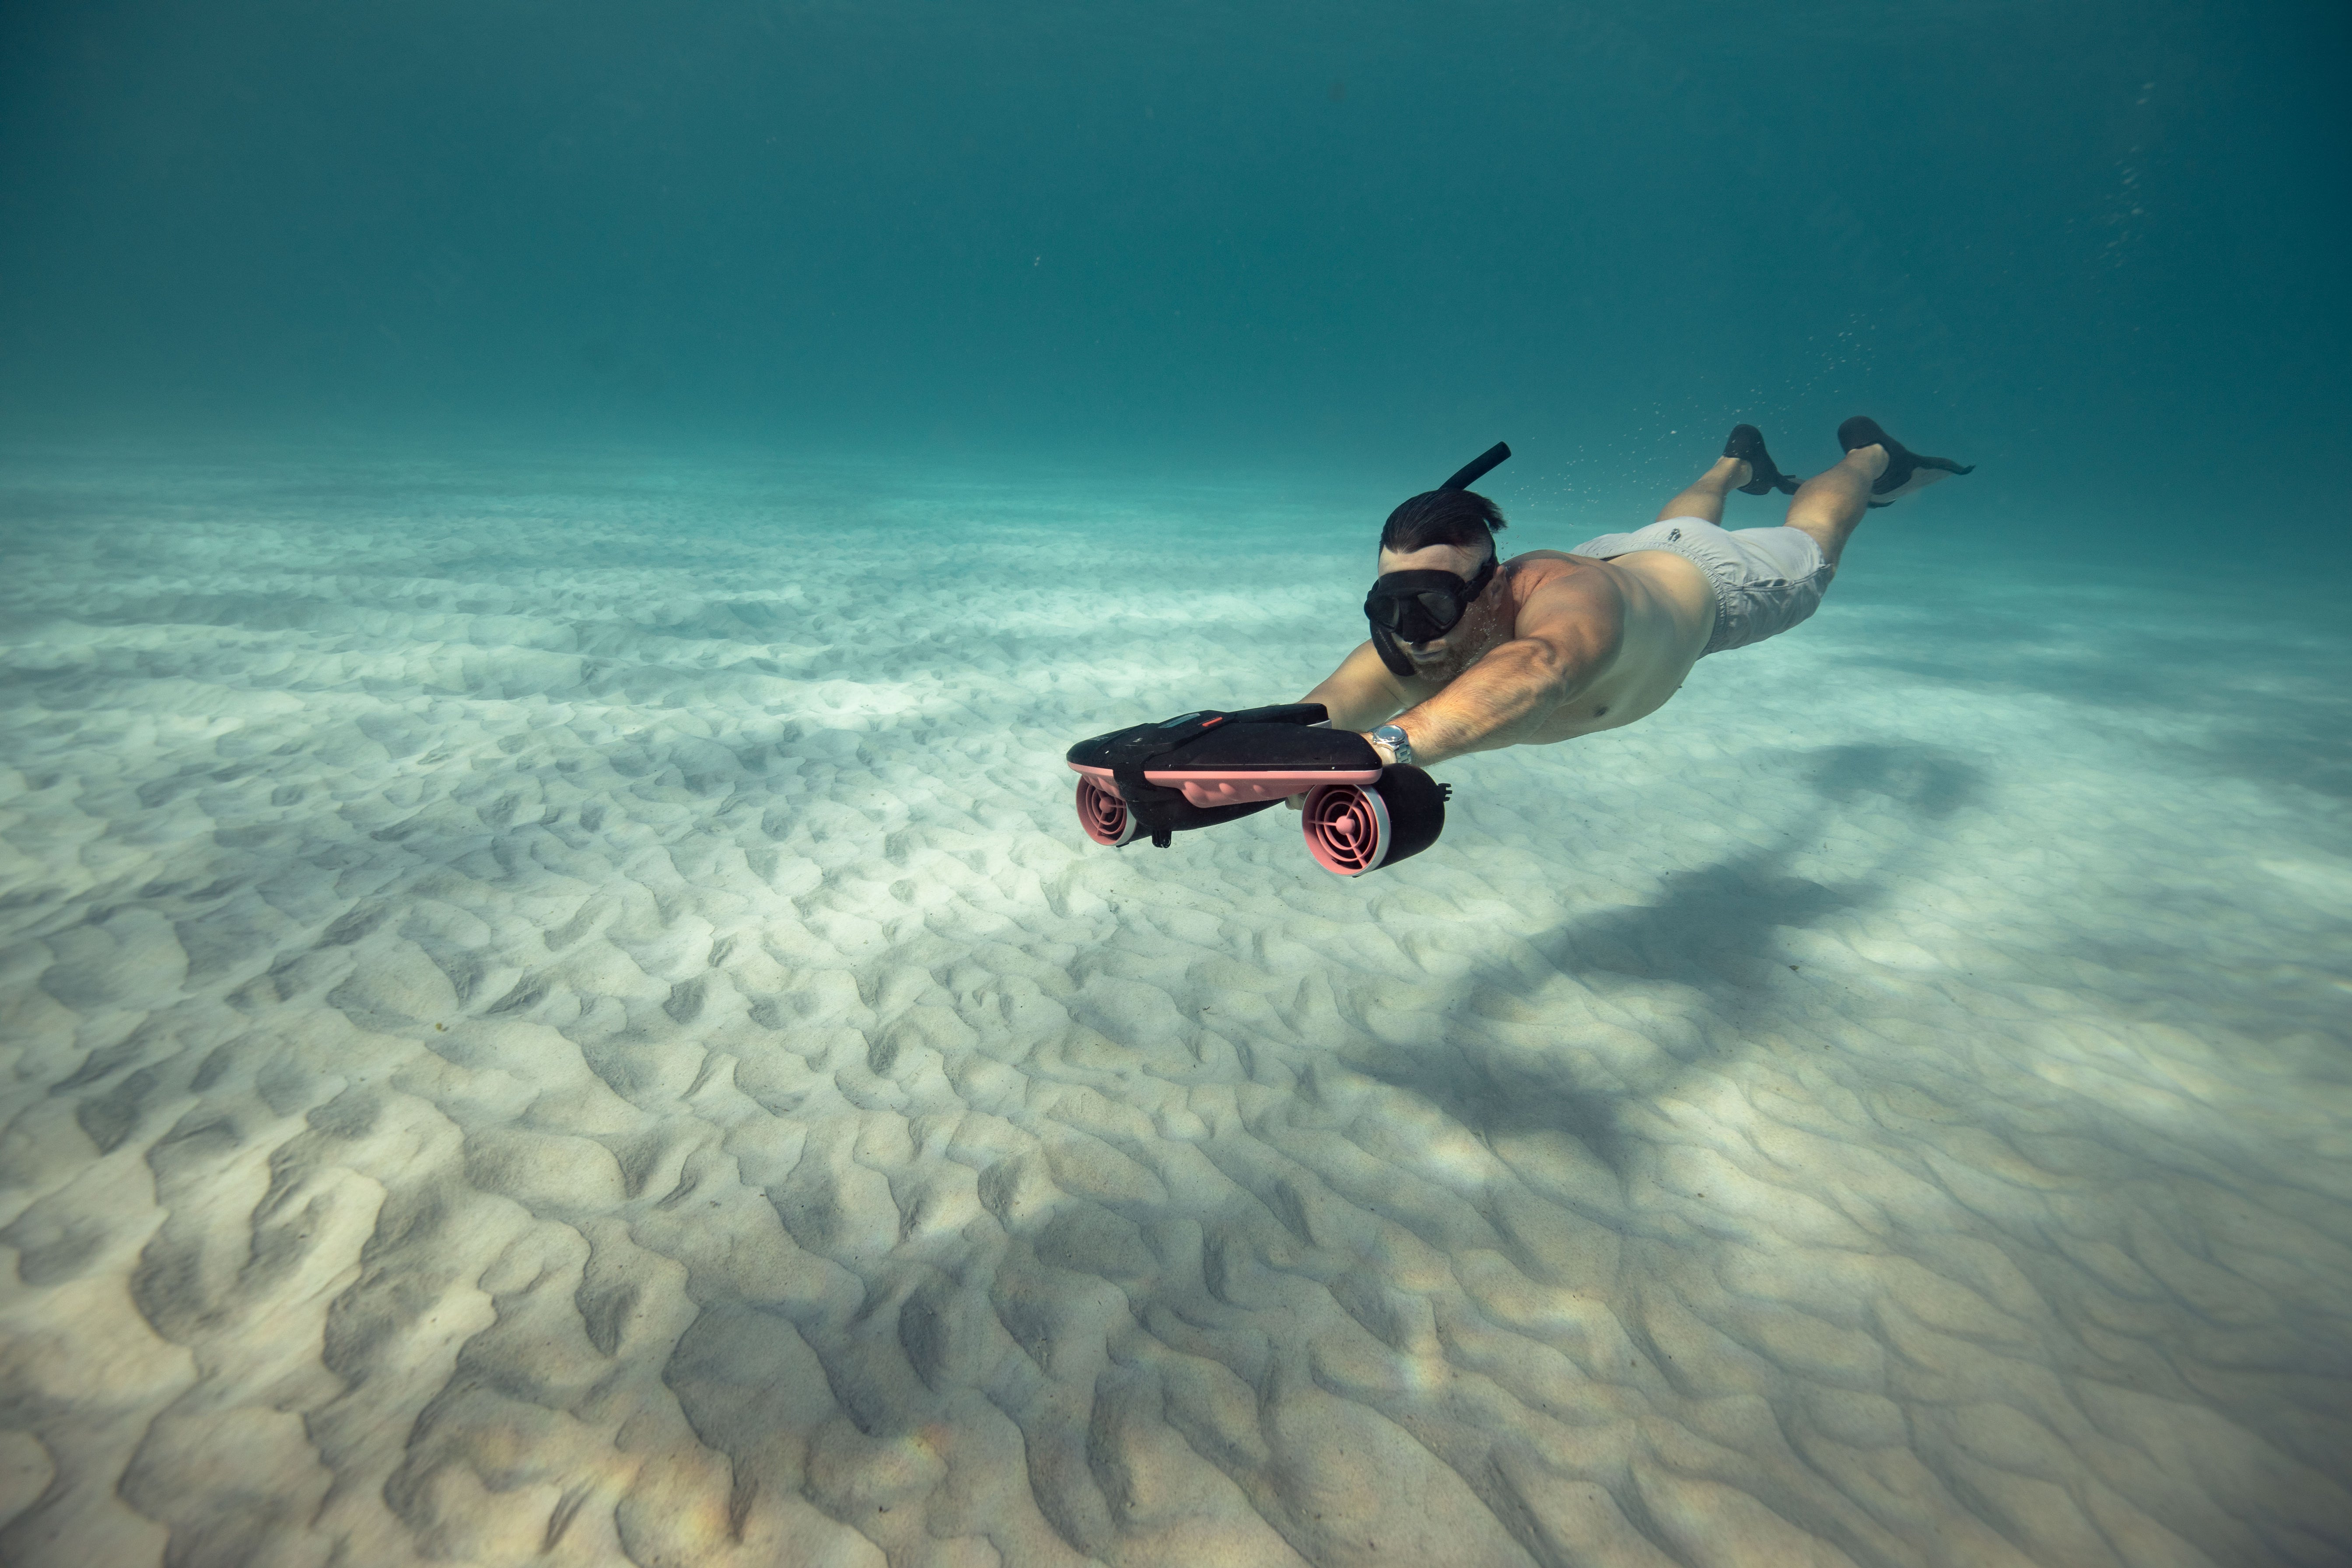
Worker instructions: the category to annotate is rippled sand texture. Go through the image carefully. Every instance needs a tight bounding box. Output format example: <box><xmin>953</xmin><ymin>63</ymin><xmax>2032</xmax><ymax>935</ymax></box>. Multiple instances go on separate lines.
<box><xmin>2</xmin><ymin>455</ymin><xmax>2349</xmax><ymax>1568</ymax></box>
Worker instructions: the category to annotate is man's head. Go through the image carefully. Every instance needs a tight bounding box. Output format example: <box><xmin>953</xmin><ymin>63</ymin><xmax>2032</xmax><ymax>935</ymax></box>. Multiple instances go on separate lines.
<box><xmin>1379</xmin><ymin>487</ymin><xmax>1506</xmax><ymax>563</ymax></box>
<box><xmin>1366</xmin><ymin>488</ymin><xmax>1509</xmax><ymax>676</ymax></box>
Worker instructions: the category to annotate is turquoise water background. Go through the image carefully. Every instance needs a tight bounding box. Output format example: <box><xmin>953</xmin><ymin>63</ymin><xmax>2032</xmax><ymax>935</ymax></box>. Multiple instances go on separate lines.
<box><xmin>3</xmin><ymin>7</ymin><xmax>2352</xmax><ymax>1568</ymax></box>
<box><xmin>3</xmin><ymin>0</ymin><xmax>2346</xmax><ymax>536</ymax></box>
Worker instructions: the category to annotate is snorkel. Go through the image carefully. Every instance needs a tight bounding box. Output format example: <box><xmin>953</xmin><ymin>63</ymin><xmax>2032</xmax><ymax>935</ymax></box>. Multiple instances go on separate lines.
<box><xmin>1365</xmin><ymin>441</ymin><xmax>1512</xmax><ymax>677</ymax></box>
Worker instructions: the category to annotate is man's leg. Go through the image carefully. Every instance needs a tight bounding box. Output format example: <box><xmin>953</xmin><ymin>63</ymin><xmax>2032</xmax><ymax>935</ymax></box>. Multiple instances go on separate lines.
<box><xmin>1655</xmin><ymin>457</ymin><xmax>1749</xmax><ymax>525</ymax></box>
<box><xmin>1782</xmin><ymin>444</ymin><xmax>1890</xmax><ymax>567</ymax></box>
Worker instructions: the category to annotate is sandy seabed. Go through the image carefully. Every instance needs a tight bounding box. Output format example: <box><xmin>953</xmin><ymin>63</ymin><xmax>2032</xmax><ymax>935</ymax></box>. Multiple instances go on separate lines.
<box><xmin>0</xmin><ymin>453</ymin><xmax>2347</xmax><ymax>1568</ymax></box>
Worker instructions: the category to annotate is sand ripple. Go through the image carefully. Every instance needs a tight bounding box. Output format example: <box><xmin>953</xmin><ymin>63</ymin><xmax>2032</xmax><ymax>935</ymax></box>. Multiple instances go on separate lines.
<box><xmin>2</xmin><ymin>458</ymin><xmax>2348</xmax><ymax>1566</ymax></box>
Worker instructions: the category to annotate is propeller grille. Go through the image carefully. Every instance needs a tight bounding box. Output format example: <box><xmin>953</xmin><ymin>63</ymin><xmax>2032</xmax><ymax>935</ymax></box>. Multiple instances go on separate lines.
<box><xmin>1074</xmin><ymin>776</ymin><xmax>1134</xmax><ymax>846</ymax></box>
<box><xmin>1302</xmin><ymin>782</ymin><xmax>1389</xmax><ymax>876</ymax></box>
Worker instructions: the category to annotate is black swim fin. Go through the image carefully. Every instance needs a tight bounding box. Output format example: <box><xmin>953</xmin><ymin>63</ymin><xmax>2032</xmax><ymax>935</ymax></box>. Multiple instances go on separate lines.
<box><xmin>1724</xmin><ymin>424</ymin><xmax>1799</xmax><ymax>495</ymax></box>
<box><xmin>1838</xmin><ymin>416</ymin><xmax>1974</xmax><ymax>506</ymax></box>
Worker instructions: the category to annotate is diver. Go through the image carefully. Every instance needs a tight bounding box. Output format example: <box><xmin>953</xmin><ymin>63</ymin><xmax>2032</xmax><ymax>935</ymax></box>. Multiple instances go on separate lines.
<box><xmin>1063</xmin><ymin>418</ymin><xmax>1973</xmax><ymax>872</ymax></box>
<box><xmin>1302</xmin><ymin>418</ymin><xmax>1972</xmax><ymax>775</ymax></box>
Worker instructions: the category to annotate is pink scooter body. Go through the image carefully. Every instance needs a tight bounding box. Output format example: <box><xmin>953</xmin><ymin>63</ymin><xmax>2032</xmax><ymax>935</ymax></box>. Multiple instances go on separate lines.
<box><xmin>1067</xmin><ymin>761</ymin><xmax>1379</xmax><ymax>809</ymax></box>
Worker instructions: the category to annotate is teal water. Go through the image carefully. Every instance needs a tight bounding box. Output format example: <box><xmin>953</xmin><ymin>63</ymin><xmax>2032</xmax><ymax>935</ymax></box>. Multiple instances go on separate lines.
<box><xmin>4</xmin><ymin>2</ymin><xmax>2347</xmax><ymax>526</ymax></box>
<box><xmin>1</xmin><ymin>5</ymin><xmax>2348</xmax><ymax>1567</ymax></box>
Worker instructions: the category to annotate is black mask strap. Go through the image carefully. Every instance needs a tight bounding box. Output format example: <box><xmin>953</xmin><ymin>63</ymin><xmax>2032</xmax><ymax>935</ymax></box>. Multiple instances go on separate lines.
<box><xmin>1452</xmin><ymin>553</ymin><xmax>1498</xmax><ymax>616</ymax></box>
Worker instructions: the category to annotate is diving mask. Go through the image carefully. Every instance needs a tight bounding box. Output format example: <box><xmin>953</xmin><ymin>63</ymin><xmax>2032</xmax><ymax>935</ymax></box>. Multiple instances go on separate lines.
<box><xmin>1364</xmin><ymin>553</ymin><xmax>1497</xmax><ymax>648</ymax></box>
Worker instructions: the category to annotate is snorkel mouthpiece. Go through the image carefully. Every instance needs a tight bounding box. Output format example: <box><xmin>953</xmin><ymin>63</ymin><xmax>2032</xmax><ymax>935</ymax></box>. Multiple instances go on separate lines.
<box><xmin>1370</xmin><ymin>623</ymin><xmax>1414</xmax><ymax>678</ymax></box>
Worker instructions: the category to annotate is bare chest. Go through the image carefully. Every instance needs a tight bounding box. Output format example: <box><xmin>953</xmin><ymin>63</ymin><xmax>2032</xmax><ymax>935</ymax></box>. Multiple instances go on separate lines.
<box><xmin>1414</xmin><ymin>549</ymin><xmax>1716</xmax><ymax>744</ymax></box>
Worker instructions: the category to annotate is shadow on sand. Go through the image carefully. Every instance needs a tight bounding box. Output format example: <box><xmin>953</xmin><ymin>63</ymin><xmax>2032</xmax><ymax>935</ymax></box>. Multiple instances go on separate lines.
<box><xmin>1346</xmin><ymin>743</ymin><xmax>1986</xmax><ymax>1171</ymax></box>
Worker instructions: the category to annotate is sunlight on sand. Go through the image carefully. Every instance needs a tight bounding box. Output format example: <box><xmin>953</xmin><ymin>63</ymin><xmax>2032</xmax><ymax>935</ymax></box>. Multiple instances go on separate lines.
<box><xmin>1</xmin><ymin>455</ymin><xmax>2347</xmax><ymax>1567</ymax></box>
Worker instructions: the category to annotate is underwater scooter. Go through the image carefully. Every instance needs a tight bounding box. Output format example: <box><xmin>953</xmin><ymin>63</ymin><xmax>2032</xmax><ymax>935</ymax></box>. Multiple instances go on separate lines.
<box><xmin>1063</xmin><ymin>441</ymin><xmax>1510</xmax><ymax>877</ymax></box>
<box><xmin>1064</xmin><ymin>704</ymin><xmax>1450</xmax><ymax>875</ymax></box>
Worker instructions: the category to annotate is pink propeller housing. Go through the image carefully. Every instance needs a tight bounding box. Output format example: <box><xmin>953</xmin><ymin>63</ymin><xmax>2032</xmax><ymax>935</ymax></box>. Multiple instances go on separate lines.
<box><xmin>1074</xmin><ymin>775</ymin><xmax>1137</xmax><ymax>847</ymax></box>
<box><xmin>1300</xmin><ymin>781</ymin><xmax>1391</xmax><ymax>875</ymax></box>
<box><xmin>1299</xmin><ymin>766</ymin><xmax>1450</xmax><ymax>876</ymax></box>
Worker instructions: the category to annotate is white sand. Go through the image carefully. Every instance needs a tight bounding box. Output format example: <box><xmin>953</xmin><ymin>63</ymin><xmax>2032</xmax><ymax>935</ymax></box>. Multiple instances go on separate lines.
<box><xmin>0</xmin><ymin>452</ymin><xmax>2347</xmax><ymax>1568</ymax></box>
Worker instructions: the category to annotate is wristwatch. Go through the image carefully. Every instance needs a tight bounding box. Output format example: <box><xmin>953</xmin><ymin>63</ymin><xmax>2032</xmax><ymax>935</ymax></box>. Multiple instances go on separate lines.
<box><xmin>1369</xmin><ymin>723</ymin><xmax>1414</xmax><ymax>767</ymax></box>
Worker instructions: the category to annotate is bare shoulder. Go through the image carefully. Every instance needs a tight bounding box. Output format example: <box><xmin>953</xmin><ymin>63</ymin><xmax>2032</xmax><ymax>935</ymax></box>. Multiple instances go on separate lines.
<box><xmin>1507</xmin><ymin>552</ymin><xmax>1626</xmax><ymax>657</ymax></box>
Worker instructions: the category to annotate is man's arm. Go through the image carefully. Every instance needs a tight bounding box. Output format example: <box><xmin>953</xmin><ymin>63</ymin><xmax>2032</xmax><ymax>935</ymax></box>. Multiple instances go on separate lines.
<box><xmin>1299</xmin><ymin>640</ymin><xmax>1410</xmax><ymax>732</ymax></box>
<box><xmin>1386</xmin><ymin>570</ymin><xmax>1624</xmax><ymax>765</ymax></box>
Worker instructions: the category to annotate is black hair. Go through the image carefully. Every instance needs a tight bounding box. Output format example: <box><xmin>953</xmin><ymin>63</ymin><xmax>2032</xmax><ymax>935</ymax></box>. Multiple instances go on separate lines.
<box><xmin>1379</xmin><ymin>488</ymin><xmax>1506</xmax><ymax>560</ymax></box>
